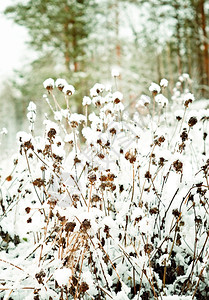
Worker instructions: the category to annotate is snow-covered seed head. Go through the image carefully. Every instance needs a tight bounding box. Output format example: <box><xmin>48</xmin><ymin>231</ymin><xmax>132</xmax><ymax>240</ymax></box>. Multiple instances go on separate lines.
<box><xmin>149</xmin><ymin>82</ymin><xmax>161</xmax><ymax>95</ymax></box>
<box><xmin>179</xmin><ymin>75</ymin><xmax>184</xmax><ymax>82</ymax></box>
<box><xmin>63</xmin><ymin>84</ymin><xmax>75</xmax><ymax>96</ymax></box>
<box><xmin>112</xmin><ymin>91</ymin><xmax>123</xmax><ymax>104</ymax></box>
<box><xmin>69</xmin><ymin>113</ymin><xmax>86</xmax><ymax>127</ymax></box>
<box><xmin>136</xmin><ymin>95</ymin><xmax>150</xmax><ymax>107</ymax></box>
<box><xmin>184</xmin><ymin>93</ymin><xmax>195</xmax><ymax>102</ymax></box>
<box><xmin>160</xmin><ymin>78</ymin><xmax>168</xmax><ymax>88</ymax></box>
<box><xmin>182</xmin><ymin>73</ymin><xmax>190</xmax><ymax>80</ymax></box>
<box><xmin>82</xmin><ymin>96</ymin><xmax>91</xmax><ymax>106</ymax></box>
<box><xmin>184</xmin><ymin>93</ymin><xmax>195</xmax><ymax>107</ymax></box>
<box><xmin>1</xmin><ymin>127</ymin><xmax>8</xmax><ymax>135</ymax></box>
<box><xmin>55</xmin><ymin>78</ymin><xmax>68</xmax><ymax>92</ymax></box>
<box><xmin>43</xmin><ymin>78</ymin><xmax>54</xmax><ymax>91</ymax></box>
<box><xmin>90</xmin><ymin>83</ymin><xmax>105</xmax><ymax>97</ymax></box>
<box><xmin>27</xmin><ymin>101</ymin><xmax>36</xmax><ymax>111</ymax></box>
<box><xmin>155</xmin><ymin>94</ymin><xmax>168</xmax><ymax>107</ymax></box>
<box><xmin>111</xmin><ymin>68</ymin><xmax>120</xmax><ymax>78</ymax></box>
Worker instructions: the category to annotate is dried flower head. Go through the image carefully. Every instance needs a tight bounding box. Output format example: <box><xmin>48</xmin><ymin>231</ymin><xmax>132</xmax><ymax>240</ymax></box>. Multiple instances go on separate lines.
<box><xmin>63</xmin><ymin>84</ymin><xmax>75</xmax><ymax>96</ymax></box>
<box><xmin>188</xmin><ymin>116</ymin><xmax>197</xmax><ymax>127</ymax></box>
<box><xmin>160</xmin><ymin>78</ymin><xmax>168</xmax><ymax>88</ymax></box>
<box><xmin>55</xmin><ymin>78</ymin><xmax>68</xmax><ymax>91</ymax></box>
<box><xmin>125</xmin><ymin>149</ymin><xmax>136</xmax><ymax>163</ymax></box>
<box><xmin>155</xmin><ymin>94</ymin><xmax>168</xmax><ymax>107</ymax></box>
<box><xmin>111</xmin><ymin>68</ymin><xmax>120</xmax><ymax>77</ymax></box>
<box><xmin>65</xmin><ymin>221</ymin><xmax>76</xmax><ymax>233</ymax></box>
<box><xmin>112</xmin><ymin>91</ymin><xmax>123</xmax><ymax>104</ymax></box>
<box><xmin>184</xmin><ymin>93</ymin><xmax>195</xmax><ymax>107</ymax></box>
<box><xmin>82</xmin><ymin>96</ymin><xmax>91</xmax><ymax>106</ymax></box>
<box><xmin>149</xmin><ymin>82</ymin><xmax>161</xmax><ymax>94</ymax></box>
<box><xmin>43</xmin><ymin>78</ymin><xmax>54</xmax><ymax>90</ymax></box>
<box><xmin>88</xmin><ymin>171</ymin><xmax>97</xmax><ymax>184</ymax></box>
<box><xmin>173</xmin><ymin>160</ymin><xmax>183</xmax><ymax>173</ymax></box>
<box><xmin>138</xmin><ymin>95</ymin><xmax>151</xmax><ymax>106</ymax></box>
<box><xmin>90</xmin><ymin>83</ymin><xmax>105</xmax><ymax>97</ymax></box>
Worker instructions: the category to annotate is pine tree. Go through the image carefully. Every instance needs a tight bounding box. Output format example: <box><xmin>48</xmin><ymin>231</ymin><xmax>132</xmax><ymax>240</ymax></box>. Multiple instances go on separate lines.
<box><xmin>5</xmin><ymin>0</ymin><xmax>97</xmax><ymax>73</ymax></box>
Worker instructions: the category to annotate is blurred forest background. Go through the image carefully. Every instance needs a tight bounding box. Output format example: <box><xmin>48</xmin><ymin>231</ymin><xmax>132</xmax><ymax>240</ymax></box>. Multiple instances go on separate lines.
<box><xmin>0</xmin><ymin>0</ymin><xmax>209</xmax><ymax>152</ymax></box>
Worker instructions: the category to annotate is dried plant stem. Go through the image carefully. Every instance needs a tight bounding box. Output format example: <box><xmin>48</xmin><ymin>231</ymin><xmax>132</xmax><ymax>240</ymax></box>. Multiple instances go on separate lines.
<box><xmin>85</xmin><ymin>105</ymin><xmax>88</xmax><ymax>127</ymax></box>
<box><xmin>152</xmin><ymin>94</ymin><xmax>156</xmax><ymax>119</ymax></box>
<box><xmin>24</xmin><ymin>149</ymin><xmax>43</xmax><ymax>206</ymax></box>
<box><xmin>192</xmin><ymin>251</ymin><xmax>209</xmax><ymax>299</ymax></box>
<box><xmin>88</xmin><ymin>183</ymin><xmax>93</xmax><ymax>212</ymax></box>
<box><xmin>50</xmin><ymin>91</ymin><xmax>62</xmax><ymax>110</ymax></box>
<box><xmin>130</xmin><ymin>164</ymin><xmax>135</xmax><ymax>203</ymax></box>
<box><xmin>39</xmin><ymin>207</ymin><xmax>52</xmax><ymax>267</ymax></box>
<box><xmin>0</xmin><ymin>258</ymin><xmax>24</xmax><ymax>272</ymax></box>
<box><xmin>179</xmin><ymin>106</ymin><xmax>187</xmax><ymax>134</ymax></box>
<box><xmin>139</xmin><ymin>145</ymin><xmax>156</xmax><ymax>206</ymax></box>
<box><xmin>75</xmin><ymin>247</ymin><xmax>86</xmax><ymax>299</ymax></box>
<box><xmin>0</xmin><ymin>287</ymin><xmax>36</xmax><ymax>291</ymax></box>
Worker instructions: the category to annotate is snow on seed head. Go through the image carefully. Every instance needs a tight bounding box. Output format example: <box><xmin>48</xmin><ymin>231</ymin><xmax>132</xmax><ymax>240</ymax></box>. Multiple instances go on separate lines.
<box><xmin>90</xmin><ymin>83</ymin><xmax>105</xmax><ymax>97</ymax></box>
<box><xmin>92</xmin><ymin>95</ymin><xmax>102</xmax><ymax>107</ymax></box>
<box><xmin>184</xmin><ymin>93</ymin><xmax>195</xmax><ymax>107</ymax></box>
<box><xmin>44</xmin><ymin>120</ymin><xmax>60</xmax><ymax>135</ymax></box>
<box><xmin>155</xmin><ymin>94</ymin><xmax>168</xmax><ymax>107</ymax></box>
<box><xmin>63</xmin><ymin>84</ymin><xmax>75</xmax><ymax>96</ymax></box>
<box><xmin>182</xmin><ymin>73</ymin><xmax>190</xmax><ymax>80</ymax></box>
<box><xmin>82</xmin><ymin>96</ymin><xmax>91</xmax><ymax>106</ymax></box>
<box><xmin>16</xmin><ymin>131</ymin><xmax>33</xmax><ymax>144</ymax></box>
<box><xmin>1</xmin><ymin>127</ymin><xmax>8</xmax><ymax>135</ymax></box>
<box><xmin>111</xmin><ymin>68</ymin><xmax>120</xmax><ymax>77</ymax></box>
<box><xmin>149</xmin><ymin>82</ymin><xmax>161</xmax><ymax>94</ymax></box>
<box><xmin>184</xmin><ymin>93</ymin><xmax>195</xmax><ymax>102</ymax></box>
<box><xmin>160</xmin><ymin>78</ymin><xmax>168</xmax><ymax>88</ymax></box>
<box><xmin>27</xmin><ymin>101</ymin><xmax>36</xmax><ymax>111</ymax></box>
<box><xmin>43</xmin><ymin>78</ymin><xmax>54</xmax><ymax>90</ymax></box>
<box><xmin>55</xmin><ymin>78</ymin><xmax>68</xmax><ymax>91</ymax></box>
<box><xmin>69</xmin><ymin>113</ymin><xmax>85</xmax><ymax>128</ymax></box>
<box><xmin>112</xmin><ymin>91</ymin><xmax>123</xmax><ymax>104</ymax></box>
<box><xmin>137</xmin><ymin>94</ymin><xmax>151</xmax><ymax>107</ymax></box>
<box><xmin>179</xmin><ymin>75</ymin><xmax>184</xmax><ymax>82</ymax></box>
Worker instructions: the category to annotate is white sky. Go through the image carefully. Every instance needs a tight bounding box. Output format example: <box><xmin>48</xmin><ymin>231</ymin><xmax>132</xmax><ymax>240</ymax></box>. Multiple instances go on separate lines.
<box><xmin>0</xmin><ymin>1</ymin><xmax>30</xmax><ymax>79</ymax></box>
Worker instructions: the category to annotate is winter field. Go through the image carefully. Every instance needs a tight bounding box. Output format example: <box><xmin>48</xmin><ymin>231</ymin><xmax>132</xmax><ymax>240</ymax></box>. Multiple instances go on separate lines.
<box><xmin>0</xmin><ymin>74</ymin><xmax>209</xmax><ymax>300</ymax></box>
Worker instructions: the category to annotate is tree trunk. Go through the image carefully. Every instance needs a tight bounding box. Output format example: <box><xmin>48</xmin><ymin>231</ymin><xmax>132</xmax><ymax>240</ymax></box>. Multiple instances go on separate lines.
<box><xmin>64</xmin><ymin>6</ymin><xmax>70</xmax><ymax>71</ymax></box>
<box><xmin>115</xmin><ymin>0</ymin><xmax>121</xmax><ymax>65</ymax></box>
<box><xmin>167</xmin><ymin>43</ymin><xmax>175</xmax><ymax>93</ymax></box>
<box><xmin>200</xmin><ymin>0</ymin><xmax>209</xmax><ymax>87</ymax></box>
<box><xmin>174</xmin><ymin>1</ymin><xmax>182</xmax><ymax>75</ymax></box>
<box><xmin>194</xmin><ymin>0</ymin><xmax>205</xmax><ymax>95</ymax></box>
